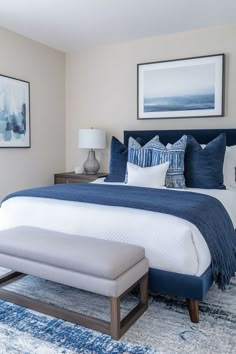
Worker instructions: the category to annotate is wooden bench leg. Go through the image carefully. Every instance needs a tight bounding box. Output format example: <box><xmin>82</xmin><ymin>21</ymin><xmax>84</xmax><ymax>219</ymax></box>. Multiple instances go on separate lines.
<box><xmin>110</xmin><ymin>273</ymin><xmax>148</xmax><ymax>340</ymax></box>
<box><xmin>110</xmin><ymin>297</ymin><xmax>121</xmax><ymax>340</ymax></box>
<box><xmin>186</xmin><ymin>298</ymin><xmax>199</xmax><ymax>323</ymax></box>
<box><xmin>140</xmin><ymin>272</ymin><xmax>148</xmax><ymax>305</ymax></box>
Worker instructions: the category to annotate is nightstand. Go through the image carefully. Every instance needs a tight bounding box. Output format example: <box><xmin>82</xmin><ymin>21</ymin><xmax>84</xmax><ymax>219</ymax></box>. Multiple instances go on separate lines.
<box><xmin>54</xmin><ymin>172</ymin><xmax>108</xmax><ymax>184</ymax></box>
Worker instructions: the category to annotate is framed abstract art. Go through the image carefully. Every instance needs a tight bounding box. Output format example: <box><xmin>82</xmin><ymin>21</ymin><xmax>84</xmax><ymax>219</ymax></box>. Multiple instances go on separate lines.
<box><xmin>137</xmin><ymin>54</ymin><xmax>224</xmax><ymax>119</ymax></box>
<box><xmin>0</xmin><ymin>74</ymin><xmax>30</xmax><ymax>147</ymax></box>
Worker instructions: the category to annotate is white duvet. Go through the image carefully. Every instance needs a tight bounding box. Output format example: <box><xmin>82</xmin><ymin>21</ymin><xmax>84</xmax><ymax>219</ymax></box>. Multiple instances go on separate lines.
<box><xmin>0</xmin><ymin>180</ymin><xmax>235</xmax><ymax>277</ymax></box>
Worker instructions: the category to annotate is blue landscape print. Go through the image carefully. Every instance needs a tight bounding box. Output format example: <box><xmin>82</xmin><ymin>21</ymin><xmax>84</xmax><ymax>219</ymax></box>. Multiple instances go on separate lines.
<box><xmin>143</xmin><ymin>62</ymin><xmax>216</xmax><ymax>115</ymax></box>
<box><xmin>144</xmin><ymin>93</ymin><xmax>215</xmax><ymax>112</ymax></box>
<box><xmin>0</xmin><ymin>76</ymin><xmax>28</xmax><ymax>146</ymax></box>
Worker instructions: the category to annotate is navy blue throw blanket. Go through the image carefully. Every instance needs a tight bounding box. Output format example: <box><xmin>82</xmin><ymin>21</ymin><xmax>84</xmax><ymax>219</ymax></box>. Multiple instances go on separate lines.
<box><xmin>3</xmin><ymin>183</ymin><xmax>236</xmax><ymax>289</ymax></box>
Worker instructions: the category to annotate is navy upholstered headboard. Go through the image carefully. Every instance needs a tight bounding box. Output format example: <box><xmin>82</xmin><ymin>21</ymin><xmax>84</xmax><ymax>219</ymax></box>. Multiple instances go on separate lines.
<box><xmin>124</xmin><ymin>129</ymin><xmax>236</xmax><ymax>146</ymax></box>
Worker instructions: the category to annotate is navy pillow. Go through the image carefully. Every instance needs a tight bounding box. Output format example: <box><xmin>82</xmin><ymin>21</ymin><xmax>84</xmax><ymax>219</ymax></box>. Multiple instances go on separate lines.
<box><xmin>185</xmin><ymin>133</ymin><xmax>226</xmax><ymax>189</ymax></box>
<box><xmin>105</xmin><ymin>136</ymin><xmax>144</xmax><ymax>182</ymax></box>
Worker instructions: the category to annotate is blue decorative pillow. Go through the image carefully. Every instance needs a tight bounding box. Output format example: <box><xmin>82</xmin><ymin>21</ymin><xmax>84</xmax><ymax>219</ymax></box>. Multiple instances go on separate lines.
<box><xmin>128</xmin><ymin>135</ymin><xmax>187</xmax><ymax>188</ymax></box>
<box><xmin>185</xmin><ymin>133</ymin><xmax>226</xmax><ymax>189</ymax></box>
<box><xmin>105</xmin><ymin>136</ymin><xmax>144</xmax><ymax>182</ymax></box>
<box><xmin>152</xmin><ymin>135</ymin><xmax>187</xmax><ymax>188</ymax></box>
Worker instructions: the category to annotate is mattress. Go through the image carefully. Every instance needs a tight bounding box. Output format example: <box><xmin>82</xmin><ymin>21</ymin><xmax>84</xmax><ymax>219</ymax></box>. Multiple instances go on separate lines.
<box><xmin>0</xmin><ymin>181</ymin><xmax>235</xmax><ymax>277</ymax></box>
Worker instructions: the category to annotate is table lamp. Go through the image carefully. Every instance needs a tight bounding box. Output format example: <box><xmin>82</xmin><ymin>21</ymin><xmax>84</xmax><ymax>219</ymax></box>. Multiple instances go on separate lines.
<box><xmin>78</xmin><ymin>128</ymin><xmax>106</xmax><ymax>174</ymax></box>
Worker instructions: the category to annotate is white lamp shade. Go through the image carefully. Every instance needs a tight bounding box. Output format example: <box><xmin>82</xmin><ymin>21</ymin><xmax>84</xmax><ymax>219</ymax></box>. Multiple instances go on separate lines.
<box><xmin>78</xmin><ymin>128</ymin><xmax>106</xmax><ymax>149</ymax></box>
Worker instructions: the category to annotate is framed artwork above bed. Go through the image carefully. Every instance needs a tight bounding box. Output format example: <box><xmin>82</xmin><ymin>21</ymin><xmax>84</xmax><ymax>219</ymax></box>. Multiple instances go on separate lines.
<box><xmin>137</xmin><ymin>54</ymin><xmax>225</xmax><ymax>120</ymax></box>
<box><xmin>0</xmin><ymin>74</ymin><xmax>30</xmax><ymax>148</ymax></box>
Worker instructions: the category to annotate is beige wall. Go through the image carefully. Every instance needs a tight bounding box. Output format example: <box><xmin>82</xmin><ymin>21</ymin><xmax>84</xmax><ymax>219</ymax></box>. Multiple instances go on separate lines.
<box><xmin>0</xmin><ymin>27</ymin><xmax>65</xmax><ymax>200</ymax></box>
<box><xmin>66</xmin><ymin>25</ymin><xmax>236</xmax><ymax>172</ymax></box>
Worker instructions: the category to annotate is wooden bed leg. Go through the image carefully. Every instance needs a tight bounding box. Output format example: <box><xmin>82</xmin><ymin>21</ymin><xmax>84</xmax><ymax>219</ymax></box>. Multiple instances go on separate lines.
<box><xmin>186</xmin><ymin>299</ymin><xmax>199</xmax><ymax>323</ymax></box>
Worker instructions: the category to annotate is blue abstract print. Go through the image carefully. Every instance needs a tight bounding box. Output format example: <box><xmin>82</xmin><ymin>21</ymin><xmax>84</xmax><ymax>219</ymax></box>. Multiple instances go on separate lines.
<box><xmin>0</xmin><ymin>75</ymin><xmax>29</xmax><ymax>147</ymax></box>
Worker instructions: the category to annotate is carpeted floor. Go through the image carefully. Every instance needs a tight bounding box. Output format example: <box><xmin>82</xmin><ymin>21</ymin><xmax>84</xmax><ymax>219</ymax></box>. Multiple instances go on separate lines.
<box><xmin>0</xmin><ymin>268</ymin><xmax>235</xmax><ymax>354</ymax></box>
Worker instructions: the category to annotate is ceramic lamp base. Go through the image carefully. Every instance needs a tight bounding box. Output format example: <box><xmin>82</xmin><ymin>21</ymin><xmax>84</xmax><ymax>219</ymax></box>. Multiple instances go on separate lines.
<box><xmin>83</xmin><ymin>149</ymin><xmax>100</xmax><ymax>175</ymax></box>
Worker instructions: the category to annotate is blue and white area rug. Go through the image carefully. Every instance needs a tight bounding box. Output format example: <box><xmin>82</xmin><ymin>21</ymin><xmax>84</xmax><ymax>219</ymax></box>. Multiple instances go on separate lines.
<box><xmin>0</xmin><ymin>268</ymin><xmax>235</xmax><ymax>354</ymax></box>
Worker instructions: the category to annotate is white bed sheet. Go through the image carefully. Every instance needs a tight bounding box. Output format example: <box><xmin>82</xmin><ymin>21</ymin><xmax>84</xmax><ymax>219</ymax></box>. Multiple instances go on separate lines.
<box><xmin>0</xmin><ymin>181</ymin><xmax>235</xmax><ymax>277</ymax></box>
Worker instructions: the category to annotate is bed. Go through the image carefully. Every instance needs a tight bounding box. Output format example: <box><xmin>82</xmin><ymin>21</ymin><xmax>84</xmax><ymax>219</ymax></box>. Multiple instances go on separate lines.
<box><xmin>0</xmin><ymin>128</ymin><xmax>236</xmax><ymax>322</ymax></box>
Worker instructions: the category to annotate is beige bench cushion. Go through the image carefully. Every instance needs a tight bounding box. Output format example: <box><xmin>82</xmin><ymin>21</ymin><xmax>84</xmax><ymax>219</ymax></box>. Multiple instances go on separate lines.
<box><xmin>0</xmin><ymin>253</ymin><xmax>148</xmax><ymax>297</ymax></box>
<box><xmin>0</xmin><ymin>227</ymin><xmax>145</xmax><ymax>280</ymax></box>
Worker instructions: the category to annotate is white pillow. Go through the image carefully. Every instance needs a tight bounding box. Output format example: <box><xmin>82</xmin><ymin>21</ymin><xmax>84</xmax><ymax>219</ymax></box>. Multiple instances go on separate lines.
<box><xmin>127</xmin><ymin>161</ymin><xmax>169</xmax><ymax>188</ymax></box>
<box><xmin>201</xmin><ymin>144</ymin><xmax>236</xmax><ymax>187</ymax></box>
<box><xmin>224</xmin><ymin>145</ymin><xmax>236</xmax><ymax>187</ymax></box>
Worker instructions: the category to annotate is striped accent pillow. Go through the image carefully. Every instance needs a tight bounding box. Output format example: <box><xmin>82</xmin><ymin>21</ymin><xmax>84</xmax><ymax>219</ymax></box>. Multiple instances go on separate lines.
<box><xmin>128</xmin><ymin>135</ymin><xmax>187</xmax><ymax>188</ymax></box>
<box><xmin>128</xmin><ymin>135</ymin><xmax>159</xmax><ymax>168</ymax></box>
<box><xmin>152</xmin><ymin>135</ymin><xmax>187</xmax><ymax>188</ymax></box>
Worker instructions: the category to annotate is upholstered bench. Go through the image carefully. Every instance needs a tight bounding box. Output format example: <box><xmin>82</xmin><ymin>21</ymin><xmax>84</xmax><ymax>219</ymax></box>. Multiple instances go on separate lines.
<box><xmin>0</xmin><ymin>227</ymin><xmax>149</xmax><ymax>339</ymax></box>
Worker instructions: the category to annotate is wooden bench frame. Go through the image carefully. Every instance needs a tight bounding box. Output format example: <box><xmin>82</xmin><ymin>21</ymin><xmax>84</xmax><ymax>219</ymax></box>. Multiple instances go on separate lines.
<box><xmin>0</xmin><ymin>271</ymin><xmax>148</xmax><ymax>340</ymax></box>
